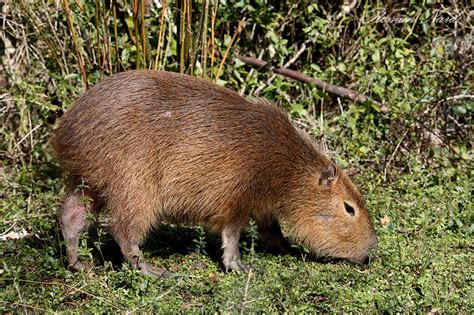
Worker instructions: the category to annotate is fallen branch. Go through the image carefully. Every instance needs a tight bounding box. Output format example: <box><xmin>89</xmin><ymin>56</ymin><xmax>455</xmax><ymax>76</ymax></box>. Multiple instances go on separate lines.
<box><xmin>237</xmin><ymin>55</ymin><xmax>388</xmax><ymax>113</ymax></box>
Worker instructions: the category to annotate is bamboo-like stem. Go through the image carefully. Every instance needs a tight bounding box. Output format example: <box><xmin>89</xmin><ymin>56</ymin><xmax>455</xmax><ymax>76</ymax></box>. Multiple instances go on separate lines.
<box><xmin>210</xmin><ymin>0</ymin><xmax>218</xmax><ymax>75</ymax></box>
<box><xmin>153</xmin><ymin>0</ymin><xmax>167</xmax><ymax>70</ymax></box>
<box><xmin>163</xmin><ymin>12</ymin><xmax>173</xmax><ymax>67</ymax></box>
<box><xmin>94</xmin><ymin>0</ymin><xmax>102</xmax><ymax>72</ymax></box>
<box><xmin>112</xmin><ymin>0</ymin><xmax>121</xmax><ymax>71</ymax></box>
<box><xmin>63</xmin><ymin>0</ymin><xmax>88</xmax><ymax>88</ymax></box>
<box><xmin>215</xmin><ymin>19</ymin><xmax>245</xmax><ymax>82</ymax></box>
<box><xmin>103</xmin><ymin>1</ymin><xmax>112</xmax><ymax>73</ymax></box>
<box><xmin>179</xmin><ymin>0</ymin><xmax>187</xmax><ymax>73</ymax></box>
<box><xmin>201</xmin><ymin>0</ymin><xmax>209</xmax><ymax>78</ymax></box>
<box><xmin>141</xmin><ymin>0</ymin><xmax>147</xmax><ymax>67</ymax></box>
<box><xmin>132</xmin><ymin>0</ymin><xmax>141</xmax><ymax>68</ymax></box>
<box><xmin>186</xmin><ymin>0</ymin><xmax>193</xmax><ymax>73</ymax></box>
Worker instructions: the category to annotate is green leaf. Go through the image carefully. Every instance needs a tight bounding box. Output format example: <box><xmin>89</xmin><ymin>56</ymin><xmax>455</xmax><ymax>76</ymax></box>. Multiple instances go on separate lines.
<box><xmin>291</xmin><ymin>103</ymin><xmax>306</xmax><ymax>116</ymax></box>
<box><xmin>64</xmin><ymin>73</ymin><xmax>80</xmax><ymax>80</ymax></box>
<box><xmin>452</xmin><ymin>105</ymin><xmax>467</xmax><ymax>116</ymax></box>
<box><xmin>372</xmin><ymin>49</ymin><xmax>380</xmax><ymax>63</ymax></box>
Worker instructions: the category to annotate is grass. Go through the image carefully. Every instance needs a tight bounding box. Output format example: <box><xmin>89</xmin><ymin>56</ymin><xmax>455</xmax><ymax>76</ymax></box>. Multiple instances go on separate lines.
<box><xmin>1</xmin><ymin>0</ymin><xmax>472</xmax><ymax>313</ymax></box>
<box><xmin>1</xmin><ymin>162</ymin><xmax>472</xmax><ymax>312</ymax></box>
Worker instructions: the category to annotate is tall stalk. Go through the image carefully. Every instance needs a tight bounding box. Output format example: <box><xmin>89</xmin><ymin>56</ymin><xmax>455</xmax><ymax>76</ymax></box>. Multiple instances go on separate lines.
<box><xmin>63</xmin><ymin>0</ymin><xmax>88</xmax><ymax>88</ymax></box>
<box><xmin>153</xmin><ymin>0</ymin><xmax>167</xmax><ymax>70</ymax></box>
<box><xmin>102</xmin><ymin>1</ymin><xmax>113</xmax><ymax>73</ymax></box>
<box><xmin>178</xmin><ymin>0</ymin><xmax>187</xmax><ymax>73</ymax></box>
<box><xmin>132</xmin><ymin>0</ymin><xmax>141</xmax><ymax>68</ymax></box>
<box><xmin>140</xmin><ymin>0</ymin><xmax>147</xmax><ymax>67</ymax></box>
<box><xmin>210</xmin><ymin>0</ymin><xmax>218</xmax><ymax>78</ymax></box>
<box><xmin>94</xmin><ymin>0</ymin><xmax>102</xmax><ymax>72</ymax></box>
<box><xmin>215</xmin><ymin>19</ymin><xmax>245</xmax><ymax>83</ymax></box>
<box><xmin>112</xmin><ymin>1</ymin><xmax>121</xmax><ymax>71</ymax></box>
<box><xmin>201</xmin><ymin>0</ymin><xmax>210</xmax><ymax>78</ymax></box>
<box><xmin>185</xmin><ymin>0</ymin><xmax>193</xmax><ymax>74</ymax></box>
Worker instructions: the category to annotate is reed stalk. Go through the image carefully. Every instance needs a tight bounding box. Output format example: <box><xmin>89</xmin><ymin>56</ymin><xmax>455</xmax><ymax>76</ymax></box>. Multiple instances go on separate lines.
<box><xmin>63</xmin><ymin>0</ymin><xmax>88</xmax><ymax>88</ymax></box>
<box><xmin>201</xmin><ymin>0</ymin><xmax>210</xmax><ymax>78</ymax></box>
<box><xmin>215</xmin><ymin>19</ymin><xmax>245</xmax><ymax>83</ymax></box>
<box><xmin>153</xmin><ymin>0</ymin><xmax>167</xmax><ymax>70</ymax></box>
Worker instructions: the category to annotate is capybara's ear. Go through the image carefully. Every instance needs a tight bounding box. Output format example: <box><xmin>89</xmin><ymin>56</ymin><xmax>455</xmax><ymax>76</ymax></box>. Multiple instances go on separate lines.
<box><xmin>319</xmin><ymin>163</ymin><xmax>338</xmax><ymax>187</ymax></box>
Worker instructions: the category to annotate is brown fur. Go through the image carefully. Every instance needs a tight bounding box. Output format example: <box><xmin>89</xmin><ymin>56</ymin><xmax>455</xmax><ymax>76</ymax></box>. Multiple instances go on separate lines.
<box><xmin>52</xmin><ymin>70</ymin><xmax>377</xmax><ymax>275</ymax></box>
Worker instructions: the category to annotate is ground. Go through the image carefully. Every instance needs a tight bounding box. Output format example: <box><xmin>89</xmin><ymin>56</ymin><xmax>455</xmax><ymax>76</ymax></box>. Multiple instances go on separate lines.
<box><xmin>1</xmin><ymin>163</ymin><xmax>472</xmax><ymax>312</ymax></box>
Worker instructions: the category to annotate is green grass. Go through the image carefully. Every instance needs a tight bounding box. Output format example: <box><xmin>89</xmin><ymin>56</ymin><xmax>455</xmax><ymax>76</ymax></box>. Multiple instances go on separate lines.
<box><xmin>1</xmin><ymin>163</ymin><xmax>472</xmax><ymax>312</ymax></box>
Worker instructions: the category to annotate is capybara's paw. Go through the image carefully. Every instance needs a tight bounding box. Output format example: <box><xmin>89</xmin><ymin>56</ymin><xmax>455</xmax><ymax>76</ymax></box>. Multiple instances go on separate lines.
<box><xmin>224</xmin><ymin>259</ymin><xmax>250</xmax><ymax>273</ymax></box>
<box><xmin>139</xmin><ymin>264</ymin><xmax>175</xmax><ymax>278</ymax></box>
<box><xmin>69</xmin><ymin>260</ymin><xmax>93</xmax><ymax>272</ymax></box>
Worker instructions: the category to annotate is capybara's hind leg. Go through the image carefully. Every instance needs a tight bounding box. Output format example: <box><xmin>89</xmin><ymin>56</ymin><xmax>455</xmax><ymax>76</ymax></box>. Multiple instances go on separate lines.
<box><xmin>59</xmin><ymin>190</ymin><xmax>99</xmax><ymax>271</ymax></box>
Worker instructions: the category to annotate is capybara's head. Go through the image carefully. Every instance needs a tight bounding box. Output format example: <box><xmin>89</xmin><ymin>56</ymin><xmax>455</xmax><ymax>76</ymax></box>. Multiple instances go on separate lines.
<box><xmin>286</xmin><ymin>161</ymin><xmax>377</xmax><ymax>264</ymax></box>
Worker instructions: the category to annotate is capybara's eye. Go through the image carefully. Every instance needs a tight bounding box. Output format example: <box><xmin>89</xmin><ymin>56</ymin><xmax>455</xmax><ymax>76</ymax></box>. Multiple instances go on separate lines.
<box><xmin>344</xmin><ymin>202</ymin><xmax>355</xmax><ymax>216</ymax></box>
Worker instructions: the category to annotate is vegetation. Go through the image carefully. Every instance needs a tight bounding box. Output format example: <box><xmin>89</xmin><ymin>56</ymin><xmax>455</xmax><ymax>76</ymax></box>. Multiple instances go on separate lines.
<box><xmin>1</xmin><ymin>0</ymin><xmax>472</xmax><ymax>312</ymax></box>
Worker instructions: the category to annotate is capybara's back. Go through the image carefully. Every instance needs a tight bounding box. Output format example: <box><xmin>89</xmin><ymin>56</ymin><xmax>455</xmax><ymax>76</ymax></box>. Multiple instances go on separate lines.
<box><xmin>53</xmin><ymin>70</ymin><xmax>376</xmax><ymax>276</ymax></box>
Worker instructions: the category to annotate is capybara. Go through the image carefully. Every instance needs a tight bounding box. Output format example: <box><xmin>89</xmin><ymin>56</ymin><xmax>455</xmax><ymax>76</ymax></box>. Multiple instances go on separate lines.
<box><xmin>52</xmin><ymin>70</ymin><xmax>377</xmax><ymax>276</ymax></box>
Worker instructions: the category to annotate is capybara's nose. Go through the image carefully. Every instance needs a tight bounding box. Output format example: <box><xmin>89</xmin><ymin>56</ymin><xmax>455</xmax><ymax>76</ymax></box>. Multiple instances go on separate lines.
<box><xmin>363</xmin><ymin>238</ymin><xmax>378</xmax><ymax>264</ymax></box>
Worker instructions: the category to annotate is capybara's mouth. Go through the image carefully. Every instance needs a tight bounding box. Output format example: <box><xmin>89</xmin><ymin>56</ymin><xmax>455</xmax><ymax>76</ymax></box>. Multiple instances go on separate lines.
<box><xmin>309</xmin><ymin>252</ymin><xmax>375</xmax><ymax>266</ymax></box>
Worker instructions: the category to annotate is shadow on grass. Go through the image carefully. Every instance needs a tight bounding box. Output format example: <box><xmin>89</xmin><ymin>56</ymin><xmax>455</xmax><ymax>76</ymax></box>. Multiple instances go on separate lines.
<box><xmin>72</xmin><ymin>223</ymin><xmax>305</xmax><ymax>272</ymax></box>
<box><xmin>17</xmin><ymin>219</ymin><xmax>355</xmax><ymax>274</ymax></box>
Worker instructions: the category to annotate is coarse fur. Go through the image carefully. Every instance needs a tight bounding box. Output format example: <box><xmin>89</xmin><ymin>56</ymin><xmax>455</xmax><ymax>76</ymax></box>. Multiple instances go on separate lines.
<box><xmin>52</xmin><ymin>70</ymin><xmax>377</xmax><ymax>275</ymax></box>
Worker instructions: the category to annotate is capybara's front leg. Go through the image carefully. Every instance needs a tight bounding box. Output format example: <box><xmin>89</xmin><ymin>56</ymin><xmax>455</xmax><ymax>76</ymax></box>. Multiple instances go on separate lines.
<box><xmin>221</xmin><ymin>226</ymin><xmax>250</xmax><ymax>272</ymax></box>
<box><xmin>256</xmin><ymin>219</ymin><xmax>291</xmax><ymax>253</ymax></box>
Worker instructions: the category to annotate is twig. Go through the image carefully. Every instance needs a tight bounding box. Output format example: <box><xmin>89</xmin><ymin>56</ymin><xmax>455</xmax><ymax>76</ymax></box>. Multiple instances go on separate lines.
<box><xmin>240</xmin><ymin>222</ymin><xmax>257</xmax><ymax>315</ymax></box>
<box><xmin>17</xmin><ymin>0</ymin><xmax>64</xmax><ymax>73</ymax></box>
<box><xmin>13</xmin><ymin>281</ymin><xmax>26</xmax><ymax>315</ymax></box>
<box><xmin>384</xmin><ymin>129</ymin><xmax>408</xmax><ymax>180</ymax></box>
<box><xmin>215</xmin><ymin>18</ymin><xmax>246</xmax><ymax>82</ymax></box>
<box><xmin>240</xmin><ymin>269</ymin><xmax>253</xmax><ymax>315</ymax></box>
<box><xmin>128</xmin><ymin>279</ymin><xmax>182</xmax><ymax>313</ymax></box>
<box><xmin>254</xmin><ymin>43</ymin><xmax>306</xmax><ymax>95</ymax></box>
<box><xmin>237</xmin><ymin>55</ymin><xmax>388</xmax><ymax>113</ymax></box>
<box><xmin>239</xmin><ymin>49</ymin><xmax>265</xmax><ymax>95</ymax></box>
<box><xmin>9</xmin><ymin>302</ymin><xmax>47</xmax><ymax>313</ymax></box>
<box><xmin>445</xmin><ymin>94</ymin><xmax>474</xmax><ymax>101</ymax></box>
<box><xmin>337</xmin><ymin>97</ymin><xmax>344</xmax><ymax>115</ymax></box>
<box><xmin>9</xmin><ymin>279</ymin><xmax>124</xmax><ymax>311</ymax></box>
<box><xmin>15</xmin><ymin>123</ymin><xmax>41</xmax><ymax>148</ymax></box>
<box><xmin>303</xmin><ymin>112</ymin><xmax>318</xmax><ymax>131</ymax></box>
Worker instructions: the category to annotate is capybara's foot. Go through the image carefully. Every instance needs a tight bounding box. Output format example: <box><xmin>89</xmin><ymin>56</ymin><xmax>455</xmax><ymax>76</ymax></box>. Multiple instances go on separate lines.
<box><xmin>69</xmin><ymin>260</ymin><xmax>93</xmax><ymax>272</ymax></box>
<box><xmin>145</xmin><ymin>268</ymin><xmax>175</xmax><ymax>278</ymax></box>
<box><xmin>224</xmin><ymin>259</ymin><xmax>250</xmax><ymax>273</ymax></box>
<box><xmin>139</xmin><ymin>263</ymin><xmax>175</xmax><ymax>278</ymax></box>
